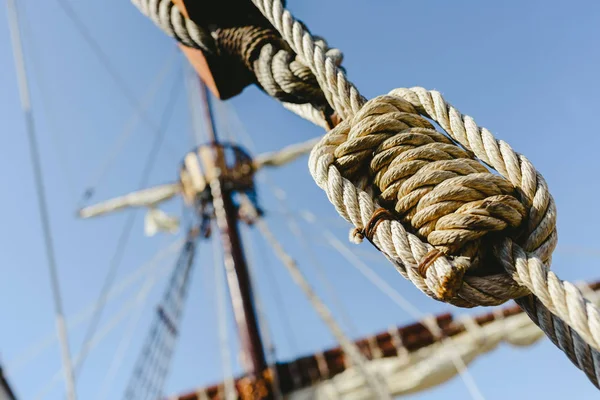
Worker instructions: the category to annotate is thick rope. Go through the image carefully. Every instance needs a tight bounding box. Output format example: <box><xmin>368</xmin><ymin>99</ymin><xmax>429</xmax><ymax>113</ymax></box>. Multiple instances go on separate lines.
<box><xmin>248</xmin><ymin>0</ymin><xmax>600</xmax><ymax>388</ymax></box>
<box><xmin>130</xmin><ymin>0</ymin><xmax>215</xmax><ymax>52</ymax></box>
<box><xmin>131</xmin><ymin>0</ymin><xmax>339</xmax><ymax>115</ymax></box>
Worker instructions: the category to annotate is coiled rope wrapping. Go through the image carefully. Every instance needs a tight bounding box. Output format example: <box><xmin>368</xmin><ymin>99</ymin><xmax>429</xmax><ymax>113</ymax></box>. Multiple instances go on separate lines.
<box><xmin>130</xmin><ymin>0</ymin><xmax>339</xmax><ymax>119</ymax></box>
<box><xmin>246</xmin><ymin>0</ymin><xmax>600</xmax><ymax>388</ymax></box>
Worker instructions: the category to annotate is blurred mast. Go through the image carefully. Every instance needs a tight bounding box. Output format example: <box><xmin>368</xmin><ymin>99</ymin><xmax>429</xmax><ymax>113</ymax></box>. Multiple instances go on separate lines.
<box><xmin>197</xmin><ymin>77</ymin><xmax>273</xmax><ymax>397</ymax></box>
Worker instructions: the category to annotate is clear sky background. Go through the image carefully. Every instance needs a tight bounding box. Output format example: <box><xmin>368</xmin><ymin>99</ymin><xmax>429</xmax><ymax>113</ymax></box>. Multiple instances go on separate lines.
<box><xmin>1</xmin><ymin>0</ymin><xmax>600</xmax><ymax>399</ymax></box>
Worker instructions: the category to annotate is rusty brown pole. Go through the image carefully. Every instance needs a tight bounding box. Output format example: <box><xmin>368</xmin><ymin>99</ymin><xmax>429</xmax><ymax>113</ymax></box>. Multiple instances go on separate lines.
<box><xmin>197</xmin><ymin>78</ymin><xmax>272</xmax><ymax>396</ymax></box>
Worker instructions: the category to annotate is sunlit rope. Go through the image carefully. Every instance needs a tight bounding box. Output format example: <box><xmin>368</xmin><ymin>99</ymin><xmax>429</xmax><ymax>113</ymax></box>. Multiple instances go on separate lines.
<box><xmin>255</xmin><ymin>218</ymin><xmax>392</xmax><ymax>399</ymax></box>
<box><xmin>183</xmin><ymin>60</ymin><xmax>208</xmax><ymax>147</ymax></box>
<box><xmin>263</xmin><ymin>180</ymin><xmax>484</xmax><ymax>400</ymax></box>
<box><xmin>17</xmin><ymin>5</ymin><xmax>78</xmax><ymax>203</ymax></box>
<box><xmin>212</xmin><ymin>223</ymin><xmax>237</xmax><ymax>400</ymax></box>
<box><xmin>6</xmin><ymin>0</ymin><xmax>77</xmax><ymax>398</ymax></box>
<box><xmin>306</xmin><ymin>213</ymin><xmax>485</xmax><ymax>400</ymax></box>
<box><xmin>267</xmin><ymin>185</ymin><xmax>358</xmax><ymax>336</ymax></box>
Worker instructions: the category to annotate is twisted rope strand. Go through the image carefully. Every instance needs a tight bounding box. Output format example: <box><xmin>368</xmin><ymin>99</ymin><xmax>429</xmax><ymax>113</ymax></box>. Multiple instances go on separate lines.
<box><xmin>248</xmin><ymin>0</ymin><xmax>600</xmax><ymax>388</ymax></box>
<box><xmin>131</xmin><ymin>0</ymin><xmax>215</xmax><ymax>52</ymax></box>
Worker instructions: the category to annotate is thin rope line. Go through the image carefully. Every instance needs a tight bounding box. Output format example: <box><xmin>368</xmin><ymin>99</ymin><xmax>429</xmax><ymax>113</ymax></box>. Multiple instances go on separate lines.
<box><xmin>265</xmin><ymin>175</ymin><xmax>485</xmax><ymax>400</ymax></box>
<box><xmin>33</xmin><ymin>258</ymin><xmax>170</xmax><ymax>400</ymax></box>
<box><xmin>240</xmin><ymin>224</ymin><xmax>284</xmax><ymax>400</ymax></box>
<box><xmin>301</xmin><ymin>212</ymin><xmax>485</xmax><ymax>400</ymax></box>
<box><xmin>265</xmin><ymin>183</ymin><xmax>359</xmax><ymax>336</ymax></box>
<box><xmin>95</xmin><ymin>236</ymin><xmax>181</xmax><ymax>400</ymax></box>
<box><xmin>80</xmin><ymin>50</ymin><xmax>178</xmax><ymax>204</ymax></box>
<box><xmin>74</xmin><ymin>70</ymin><xmax>182</xmax><ymax>377</ymax></box>
<box><xmin>213</xmin><ymin>223</ymin><xmax>236</xmax><ymax>400</ymax></box>
<box><xmin>252</xmin><ymin>221</ymin><xmax>301</xmax><ymax>356</ymax></box>
<box><xmin>5</xmin><ymin>237</ymin><xmax>184</xmax><ymax>378</ymax></box>
<box><xmin>255</xmin><ymin>218</ymin><xmax>392</xmax><ymax>399</ymax></box>
<box><xmin>6</xmin><ymin>0</ymin><xmax>77</xmax><ymax>398</ymax></box>
<box><xmin>17</xmin><ymin>3</ymin><xmax>78</xmax><ymax>203</ymax></box>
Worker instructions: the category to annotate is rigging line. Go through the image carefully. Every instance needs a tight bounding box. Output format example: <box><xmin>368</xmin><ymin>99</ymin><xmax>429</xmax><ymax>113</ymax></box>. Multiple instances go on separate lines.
<box><xmin>250</xmin><ymin>217</ymin><xmax>301</xmax><ymax>356</ymax></box>
<box><xmin>53</xmin><ymin>0</ymin><xmax>181</xmax><ymax>179</ymax></box>
<box><xmin>240</xmin><ymin>224</ymin><xmax>284</xmax><ymax>400</ymax></box>
<box><xmin>213</xmin><ymin>223</ymin><xmax>236</xmax><ymax>400</ymax></box>
<box><xmin>122</xmin><ymin>229</ymin><xmax>197</xmax><ymax>400</ymax></box>
<box><xmin>6</xmin><ymin>0</ymin><xmax>77</xmax><ymax>399</ymax></box>
<box><xmin>80</xmin><ymin>49</ymin><xmax>179</xmax><ymax>204</ymax></box>
<box><xmin>5</xmin><ymin>237</ymin><xmax>184</xmax><ymax>378</ymax></box>
<box><xmin>300</xmin><ymin>211</ymin><xmax>486</xmax><ymax>400</ymax></box>
<box><xmin>17</xmin><ymin>3</ymin><xmax>77</xmax><ymax>203</ymax></box>
<box><xmin>33</xmin><ymin>254</ymin><xmax>171</xmax><ymax>400</ymax></box>
<box><xmin>95</xmin><ymin>236</ymin><xmax>182</xmax><ymax>400</ymax></box>
<box><xmin>74</xmin><ymin>70</ymin><xmax>183</xmax><ymax>377</ymax></box>
<box><xmin>184</xmin><ymin>61</ymin><xmax>206</xmax><ymax>147</ymax></box>
<box><xmin>266</xmin><ymin>184</ymin><xmax>359</xmax><ymax>336</ymax></box>
<box><xmin>241</xmin><ymin>226</ymin><xmax>286</xmax><ymax>400</ymax></box>
<box><xmin>255</xmin><ymin>218</ymin><xmax>392</xmax><ymax>400</ymax></box>
<box><xmin>53</xmin><ymin>0</ymin><xmax>178</xmax><ymax>148</ymax></box>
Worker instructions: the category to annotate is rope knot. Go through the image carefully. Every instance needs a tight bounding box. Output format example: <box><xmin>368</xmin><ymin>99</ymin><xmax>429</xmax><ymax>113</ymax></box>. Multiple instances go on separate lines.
<box><xmin>313</xmin><ymin>92</ymin><xmax>541</xmax><ymax>306</ymax></box>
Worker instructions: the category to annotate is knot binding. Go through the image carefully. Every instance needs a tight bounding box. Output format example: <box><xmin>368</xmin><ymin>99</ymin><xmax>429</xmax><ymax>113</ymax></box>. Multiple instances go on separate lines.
<box><xmin>328</xmin><ymin>95</ymin><xmax>529</xmax><ymax>294</ymax></box>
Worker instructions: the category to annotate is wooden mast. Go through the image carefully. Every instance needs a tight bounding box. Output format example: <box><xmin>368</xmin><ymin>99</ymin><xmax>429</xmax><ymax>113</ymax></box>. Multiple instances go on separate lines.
<box><xmin>197</xmin><ymin>79</ymin><xmax>273</xmax><ymax>398</ymax></box>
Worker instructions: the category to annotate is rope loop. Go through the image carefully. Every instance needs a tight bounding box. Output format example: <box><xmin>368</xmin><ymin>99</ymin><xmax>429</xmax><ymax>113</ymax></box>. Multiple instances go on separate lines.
<box><xmin>312</xmin><ymin>91</ymin><xmax>538</xmax><ymax>306</ymax></box>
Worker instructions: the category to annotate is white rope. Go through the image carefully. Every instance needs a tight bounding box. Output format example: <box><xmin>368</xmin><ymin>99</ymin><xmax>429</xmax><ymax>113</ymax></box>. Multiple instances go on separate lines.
<box><xmin>298</xmin><ymin>210</ymin><xmax>485</xmax><ymax>400</ymax></box>
<box><xmin>265</xmin><ymin>183</ymin><xmax>358</xmax><ymax>335</ymax></box>
<box><xmin>184</xmin><ymin>59</ymin><xmax>208</xmax><ymax>147</ymax></box>
<box><xmin>6</xmin><ymin>1</ymin><xmax>77</xmax><ymax>398</ymax></box>
<box><xmin>213</xmin><ymin>223</ymin><xmax>237</xmax><ymax>400</ymax></box>
<box><xmin>248</xmin><ymin>0</ymin><xmax>600</xmax><ymax>385</ymax></box>
<box><xmin>255</xmin><ymin>218</ymin><xmax>392</xmax><ymax>400</ymax></box>
<box><xmin>18</xmin><ymin>5</ymin><xmax>78</xmax><ymax>203</ymax></box>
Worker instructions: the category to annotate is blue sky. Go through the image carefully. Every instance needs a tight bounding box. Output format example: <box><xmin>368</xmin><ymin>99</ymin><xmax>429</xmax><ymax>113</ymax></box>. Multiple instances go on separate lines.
<box><xmin>1</xmin><ymin>0</ymin><xmax>600</xmax><ymax>399</ymax></box>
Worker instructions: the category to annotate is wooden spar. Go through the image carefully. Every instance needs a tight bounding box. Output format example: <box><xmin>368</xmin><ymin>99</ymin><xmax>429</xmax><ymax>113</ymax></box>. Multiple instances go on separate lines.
<box><xmin>197</xmin><ymin>79</ymin><xmax>273</xmax><ymax>397</ymax></box>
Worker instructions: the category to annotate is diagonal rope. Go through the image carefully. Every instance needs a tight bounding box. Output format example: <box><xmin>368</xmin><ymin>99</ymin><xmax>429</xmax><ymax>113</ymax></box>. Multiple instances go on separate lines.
<box><xmin>33</xmin><ymin>257</ymin><xmax>171</xmax><ymax>400</ymax></box>
<box><xmin>240</xmin><ymin>224</ymin><xmax>285</xmax><ymax>400</ymax></box>
<box><xmin>262</xmin><ymin>177</ymin><xmax>484</xmax><ymax>399</ymax></box>
<box><xmin>79</xmin><ymin>49</ymin><xmax>178</xmax><ymax>204</ymax></box>
<box><xmin>266</xmin><ymin>185</ymin><xmax>358</xmax><ymax>336</ymax></box>
<box><xmin>94</xmin><ymin>237</ymin><xmax>184</xmax><ymax>400</ymax></box>
<box><xmin>74</xmin><ymin>70</ymin><xmax>182</xmax><ymax>377</ymax></box>
<box><xmin>17</xmin><ymin>3</ymin><xmax>78</xmax><ymax>203</ymax></box>
<box><xmin>301</xmin><ymin>211</ymin><xmax>485</xmax><ymax>400</ymax></box>
<box><xmin>212</xmin><ymin>223</ymin><xmax>237</xmax><ymax>400</ymax></box>
<box><xmin>5</xmin><ymin>237</ymin><xmax>184</xmax><ymax>378</ymax></box>
<box><xmin>255</xmin><ymin>218</ymin><xmax>392</xmax><ymax>400</ymax></box>
<box><xmin>6</xmin><ymin>0</ymin><xmax>77</xmax><ymax>398</ymax></box>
